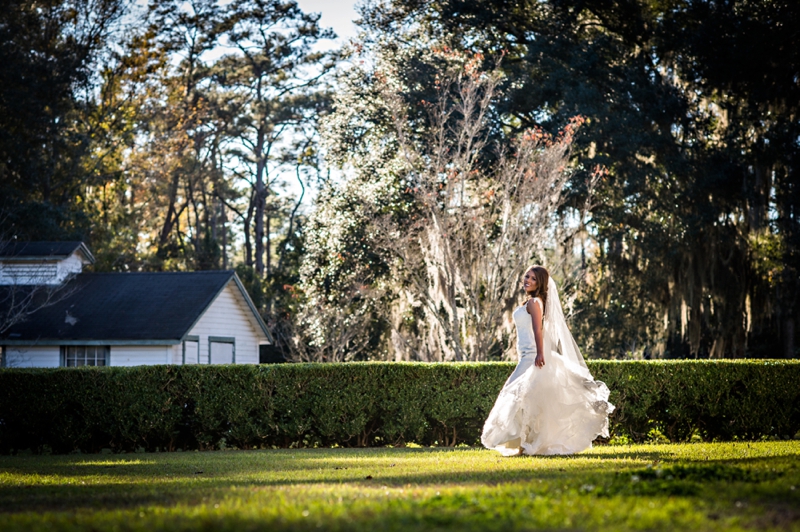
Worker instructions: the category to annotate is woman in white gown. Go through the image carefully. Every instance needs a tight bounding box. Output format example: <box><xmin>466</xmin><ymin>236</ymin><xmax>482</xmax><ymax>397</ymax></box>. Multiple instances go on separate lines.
<box><xmin>481</xmin><ymin>266</ymin><xmax>614</xmax><ymax>456</ymax></box>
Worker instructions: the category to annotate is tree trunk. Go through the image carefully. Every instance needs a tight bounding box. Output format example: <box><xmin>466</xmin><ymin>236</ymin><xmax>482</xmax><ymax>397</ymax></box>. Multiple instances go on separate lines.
<box><xmin>266</xmin><ymin>210</ymin><xmax>271</xmax><ymax>277</ymax></box>
<box><xmin>244</xmin><ymin>189</ymin><xmax>254</xmax><ymax>268</ymax></box>
<box><xmin>220</xmin><ymin>198</ymin><xmax>228</xmax><ymax>270</ymax></box>
<box><xmin>189</xmin><ymin>181</ymin><xmax>201</xmax><ymax>258</ymax></box>
<box><xmin>747</xmin><ymin>164</ymin><xmax>769</xmax><ymax>232</ymax></box>
<box><xmin>157</xmin><ymin>173</ymin><xmax>182</xmax><ymax>258</ymax></box>
<box><xmin>254</xmin><ymin>129</ymin><xmax>267</xmax><ymax>276</ymax></box>
<box><xmin>210</xmin><ymin>191</ymin><xmax>217</xmax><ymax>244</ymax></box>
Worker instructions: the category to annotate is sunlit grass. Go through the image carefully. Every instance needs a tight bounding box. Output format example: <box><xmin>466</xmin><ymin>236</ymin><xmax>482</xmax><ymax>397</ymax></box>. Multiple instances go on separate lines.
<box><xmin>0</xmin><ymin>442</ymin><xmax>798</xmax><ymax>531</ymax></box>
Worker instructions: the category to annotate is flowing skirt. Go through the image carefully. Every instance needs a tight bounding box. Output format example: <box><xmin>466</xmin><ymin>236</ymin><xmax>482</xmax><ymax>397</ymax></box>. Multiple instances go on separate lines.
<box><xmin>481</xmin><ymin>350</ymin><xmax>615</xmax><ymax>456</ymax></box>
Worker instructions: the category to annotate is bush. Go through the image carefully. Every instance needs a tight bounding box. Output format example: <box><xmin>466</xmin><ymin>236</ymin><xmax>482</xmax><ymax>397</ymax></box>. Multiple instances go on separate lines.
<box><xmin>0</xmin><ymin>361</ymin><xmax>798</xmax><ymax>454</ymax></box>
<box><xmin>591</xmin><ymin>360</ymin><xmax>800</xmax><ymax>442</ymax></box>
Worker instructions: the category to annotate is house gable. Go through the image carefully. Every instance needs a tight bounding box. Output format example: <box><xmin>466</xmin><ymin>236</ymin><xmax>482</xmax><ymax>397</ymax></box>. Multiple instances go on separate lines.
<box><xmin>185</xmin><ymin>281</ymin><xmax>268</xmax><ymax>364</ymax></box>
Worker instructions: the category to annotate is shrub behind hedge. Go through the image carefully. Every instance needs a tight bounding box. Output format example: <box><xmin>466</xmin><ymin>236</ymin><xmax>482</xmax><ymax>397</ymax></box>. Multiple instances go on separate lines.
<box><xmin>0</xmin><ymin>361</ymin><xmax>798</xmax><ymax>454</ymax></box>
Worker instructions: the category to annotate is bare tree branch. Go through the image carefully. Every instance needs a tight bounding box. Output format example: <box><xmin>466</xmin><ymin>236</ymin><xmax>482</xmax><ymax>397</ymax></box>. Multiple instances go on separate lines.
<box><xmin>374</xmin><ymin>56</ymin><xmax>594</xmax><ymax>361</ymax></box>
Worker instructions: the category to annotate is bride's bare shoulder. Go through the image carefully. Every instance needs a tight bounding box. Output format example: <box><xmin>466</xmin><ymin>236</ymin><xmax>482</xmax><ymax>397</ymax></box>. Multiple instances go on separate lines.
<box><xmin>525</xmin><ymin>297</ymin><xmax>543</xmax><ymax>314</ymax></box>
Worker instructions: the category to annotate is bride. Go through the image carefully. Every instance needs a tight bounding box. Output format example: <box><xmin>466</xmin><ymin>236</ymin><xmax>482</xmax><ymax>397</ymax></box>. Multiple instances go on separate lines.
<box><xmin>481</xmin><ymin>265</ymin><xmax>614</xmax><ymax>456</ymax></box>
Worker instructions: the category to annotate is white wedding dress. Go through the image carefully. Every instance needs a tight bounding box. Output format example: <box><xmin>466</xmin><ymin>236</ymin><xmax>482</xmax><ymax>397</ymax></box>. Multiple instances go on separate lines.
<box><xmin>481</xmin><ymin>278</ymin><xmax>614</xmax><ymax>456</ymax></box>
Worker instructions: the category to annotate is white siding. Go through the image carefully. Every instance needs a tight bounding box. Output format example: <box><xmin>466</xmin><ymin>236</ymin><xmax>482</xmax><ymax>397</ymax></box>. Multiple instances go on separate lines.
<box><xmin>4</xmin><ymin>346</ymin><xmax>60</xmax><ymax>367</ymax></box>
<box><xmin>110</xmin><ymin>345</ymin><xmax>172</xmax><ymax>366</ymax></box>
<box><xmin>0</xmin><ymin>263</ymin><xmax>58</xmax><ymax>284</ymax></box>
<box><xmin>56</xmin><ymin>253</ymin><xmax>85</xmax><ymax>281</ymax></box>
<box><xmin>171</xmin><ymin>344</ymin><xmax>183</xmax><ymax>365</ymax></box>
<box><xmin>0</xmin><ymin>251</ymin><xmax>85</xmax><ymax>285</ymax></box>
<box><xmin>188</xmin><ymin>282</ymin><xmax>262</xmax><ymax>364</ymax></box>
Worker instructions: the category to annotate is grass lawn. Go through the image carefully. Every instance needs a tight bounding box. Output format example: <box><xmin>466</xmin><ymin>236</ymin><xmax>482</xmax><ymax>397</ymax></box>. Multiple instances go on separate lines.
<box><xmin>0</xmin><ymin>442</ymin><xmax>798</xmax><ymax>531</ymax></box>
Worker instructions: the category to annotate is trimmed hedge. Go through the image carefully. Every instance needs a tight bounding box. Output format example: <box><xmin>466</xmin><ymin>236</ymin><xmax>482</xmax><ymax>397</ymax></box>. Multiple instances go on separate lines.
<box><xmin>0</xmin><ymin>361</ymin><xmax>798</xmax><ymax>454</ymax></box>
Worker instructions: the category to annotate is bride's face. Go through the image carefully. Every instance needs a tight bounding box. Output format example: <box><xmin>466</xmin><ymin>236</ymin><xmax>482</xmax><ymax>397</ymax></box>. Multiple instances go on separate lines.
<box><xmin>522</xmin><ymin>269</ymin><xmax>538</xmax><ymax>294</ymax></box>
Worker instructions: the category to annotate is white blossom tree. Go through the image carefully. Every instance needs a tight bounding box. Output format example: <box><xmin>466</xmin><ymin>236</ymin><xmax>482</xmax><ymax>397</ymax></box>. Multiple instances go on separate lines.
<box><xmin>297</xmin><ymin>46</ymin><xmax>599</xmax><ymax>361</ymax></box>
<box><xmin>376</xmin><ymin>55</ymin><xmax>596</xmax><ymax>361</ymax></box>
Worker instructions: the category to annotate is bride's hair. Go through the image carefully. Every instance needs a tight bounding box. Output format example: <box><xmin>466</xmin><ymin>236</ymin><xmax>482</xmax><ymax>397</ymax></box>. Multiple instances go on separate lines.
<box><xmin>527</xmin><ymin>265</ymin><xmax>549</xmax><ymax>316</ymax></box>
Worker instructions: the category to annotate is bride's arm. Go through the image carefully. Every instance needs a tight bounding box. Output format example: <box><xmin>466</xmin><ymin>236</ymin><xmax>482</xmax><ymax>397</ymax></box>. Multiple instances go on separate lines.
<box><xmin>526</xmin><ymin>298</ymin><xmax>545</xmax><ymax>368</ymax></box>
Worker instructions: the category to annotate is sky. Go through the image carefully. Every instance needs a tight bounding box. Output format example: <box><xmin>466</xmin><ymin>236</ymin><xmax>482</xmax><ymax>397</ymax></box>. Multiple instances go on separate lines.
<box><xmin>295</xmin><ymin>0</ymin><xmax>360</xmax><ymax>45</ymax></box>
<box><xmin>129</xmin><ymin>0</ymin><xmax>360</xmax><ymax>50</ymax></box>
<box><xmin>273</xmin><ymin>1</ymin><xmax>359</xmax><ymax>208</ymax></box>
<box><xmin>274</xmin><ymin>1</ymin><xmax>359</xmax><ymax>208</ymax></box>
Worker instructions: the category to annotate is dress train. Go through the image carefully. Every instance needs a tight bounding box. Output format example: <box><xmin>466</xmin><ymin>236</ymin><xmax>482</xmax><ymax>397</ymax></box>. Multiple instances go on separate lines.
<box><xmin>481</xmin><ymin>301</ymin><xmax>614</xmax><ymax>456</ymax></box>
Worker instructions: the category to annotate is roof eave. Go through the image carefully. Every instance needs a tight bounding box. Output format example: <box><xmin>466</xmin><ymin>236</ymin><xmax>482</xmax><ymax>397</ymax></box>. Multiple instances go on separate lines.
<box><xmin>0</xmin><ymin>242</ymin><xmax>94</xmax><ymax>264</ymax></box>
<box><xmin>0</xmin><ymin>339</ymin><xmax>182</xmax><ymax>346</ymax></box>
<box><xmin>77</xmin><ymin>242</ymin><xmax>96</xmax><ymax>265</ymax></box>
<box><xmin>2</xmin><ymin>256</ymin><xmax>69</xmax><ymax>262</ymax></box>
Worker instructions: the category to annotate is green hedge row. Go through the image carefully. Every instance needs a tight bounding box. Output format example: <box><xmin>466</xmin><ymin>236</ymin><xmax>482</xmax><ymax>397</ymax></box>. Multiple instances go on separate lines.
<box><xmin>0</xmin><ymin>361</ymin><xmax>798</xmax><ymax>454</ymax></box>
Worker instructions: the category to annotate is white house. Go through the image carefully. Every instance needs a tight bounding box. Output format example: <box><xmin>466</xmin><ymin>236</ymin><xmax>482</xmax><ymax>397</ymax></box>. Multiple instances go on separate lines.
<box><xmin>0</xmin><ymin>241</ymin><xmax>94</xmax><ymax>285</ymax></box>
<box><xmin>0</xmin><ymin>242</ymin><xmax>272</xmax><ymax>367</ymax></box>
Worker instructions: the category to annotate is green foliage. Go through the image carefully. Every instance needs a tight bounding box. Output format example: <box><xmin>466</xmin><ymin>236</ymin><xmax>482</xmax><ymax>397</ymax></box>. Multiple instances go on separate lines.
<box><xmin>592</xmin><ymin>360</ymin><xmax>800</xmax><ymax>442</ymax></box>
<box><xmin>355</xmin><ymin>0</ymin><xmax>800</xmax><ymax>359</ymax></box>
<box><xmin>0</xmin><ymin>0</ymin><xmax>127</xmax><ymax>241</ymax></box>
<box><xmin>235</xmin><ymin>264</ymin><xmax>265</xmax><ymax>311</ymax></box>
<box><xmin>0</xmin><ymin>361</ymin><xmax>798</xmax><ymax>454</ymax></box>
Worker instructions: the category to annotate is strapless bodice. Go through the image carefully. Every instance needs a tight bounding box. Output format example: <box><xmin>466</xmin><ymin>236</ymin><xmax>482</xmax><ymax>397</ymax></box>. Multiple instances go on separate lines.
<box><xmin>513</xmin><ymin>304</ymin><xmax>537</xmax><ymax>357</ymax></box>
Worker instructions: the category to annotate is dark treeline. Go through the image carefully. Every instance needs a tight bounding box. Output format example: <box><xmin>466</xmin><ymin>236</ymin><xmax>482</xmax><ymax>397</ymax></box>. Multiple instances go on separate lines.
<box><xmin>1</xmin><ymin>0</ymin><xmax>797</xmax><ymax>359</ymax></box>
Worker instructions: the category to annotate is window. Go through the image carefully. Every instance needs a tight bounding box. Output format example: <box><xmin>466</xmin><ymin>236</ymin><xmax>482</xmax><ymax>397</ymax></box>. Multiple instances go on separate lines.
<box><xmin>208</xmin><ymin>336</ymin><xmax>235</xmax><ymax>364</ymax></box>
<box><xmin>62</xmin><ymin>346</ymin><xmax>109</xmax><ymax>367</ymax></box>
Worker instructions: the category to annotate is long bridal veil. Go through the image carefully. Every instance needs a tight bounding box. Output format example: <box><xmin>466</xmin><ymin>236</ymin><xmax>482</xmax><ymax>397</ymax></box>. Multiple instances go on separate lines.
<box><xmin>542</xmin><ymin>276</ymin><xmax>588</xmax><ymax>370</ymax></box>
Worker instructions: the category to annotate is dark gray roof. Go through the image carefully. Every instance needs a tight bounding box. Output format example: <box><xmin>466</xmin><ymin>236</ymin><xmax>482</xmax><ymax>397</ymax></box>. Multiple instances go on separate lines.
<box><xmin>0</xmin><ymin>271</ymin><xmax>269</xmax><ymax>343</ymax></box>
<box><xmin>0</xmin><ymin>241</ymin><xmax>95</xmax><ymax>263</ymax></box>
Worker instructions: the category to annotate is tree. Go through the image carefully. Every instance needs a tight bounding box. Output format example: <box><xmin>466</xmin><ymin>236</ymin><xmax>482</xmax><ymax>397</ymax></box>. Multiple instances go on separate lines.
<box><xmin>100</xmin><ymin>0</ymin><xmax>234</xmax><ymax>271</ymax></box>
<box><xmin>355</xmin><ymin>0</ymin><xmax>800</xmax><ymax>359</ymax></box>
<box><xmin>84</xmin><ymin>0</ymin><xmax>332</xmax><ymax>281</ymax></box>
<box><xmin>377</xmin><ymin>57</ymin><xmax>594</xmax><ymax>361</ymax></box>
<box><xmin>215</xmin><ymin>0</ymin><xmax>335</xmax><ymax>277</ymax></box>
<box><xmin>291</xmin><ymin>179</ymin><xmax>390</xmax><ymax>362</ymax></box>
<box><xmin>144</xmin><ymin>0</ymin><xmax>226</xmax><ymax>269</ymax></box>
<box><xmin>299</xmin><ymin>46</ymin><xmax>594</xmax><ymax>361</ymax></box>
<box><xmin>0</xmin><ymin>0</ymin><xmax>128</xmax><ymax>241</ymax></box>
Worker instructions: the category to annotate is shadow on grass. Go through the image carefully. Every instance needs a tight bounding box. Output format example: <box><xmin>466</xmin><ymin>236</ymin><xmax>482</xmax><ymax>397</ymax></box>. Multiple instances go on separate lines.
<box><xmin>1</xmin><ymin>446</ymin><xmax>668</xmax><ymax>487</ymax></box>
<box><xmin>1</xmin><ymin>447</ymin><xmax>799</xmax><ymax>515</ymax></box>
